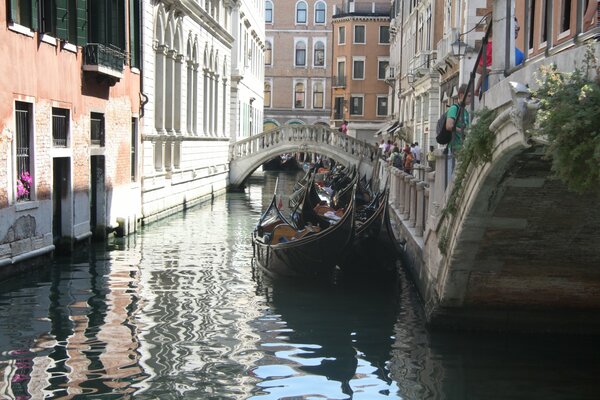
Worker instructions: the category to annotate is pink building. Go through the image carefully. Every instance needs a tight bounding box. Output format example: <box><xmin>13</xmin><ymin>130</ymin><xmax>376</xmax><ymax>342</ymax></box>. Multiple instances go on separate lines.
<box><xmin>0</xmin><ymin>1</ymin><xmax>142</xmax><ymax>277</ymax></box>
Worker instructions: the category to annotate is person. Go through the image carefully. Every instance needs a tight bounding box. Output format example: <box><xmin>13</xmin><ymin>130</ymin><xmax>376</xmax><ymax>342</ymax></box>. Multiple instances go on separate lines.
<box><xmin>403</xmin><ymin>147</ymin><xmax>414</xmax><ymax>174</ymax></box>
<box><xmin>378</xmin><ymin>139</ymin><xmax>386</xmax><ymax>155</ymax></box>
<box><xmin>476</xmin><ymin>17</ymin><xmax>524</xmax><ymax>95</ymax></box>
<box><xmin>412</xmin><ymin>142</ymin><xmax>421</xmax><ymax>164</ymax></box>
<box><xmin>383</xmin><ymin>140</ymin><xmax>393</xmax><ymax>158</ymax></box>
<box><xmin>389</xmin><ymin>146</ymin><xmax>402</xmax><ymax>169</ymax></box>
<box><xmin>426</xmin><ymin>145</ymin><xmax>436</xmax><ymax>170</ymax></box>
<box><xmin>445</xmin><ymin>83</ymin><xmax>471</xmax><ymax>155</ymax></box>
<box><xmin>340</xmin><ymin>120</ymin><xmax>348</xmax><ymax>135</ymax></box>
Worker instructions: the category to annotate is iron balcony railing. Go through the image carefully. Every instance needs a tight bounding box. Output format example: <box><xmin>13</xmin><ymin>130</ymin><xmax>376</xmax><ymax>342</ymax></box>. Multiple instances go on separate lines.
<box><xmin>83</xmin><ymin>43</ymin><xmax>125</xmax><ymax>79</ymax></box>
<box><xmin>332</xmin><ymin>76</ymin><xmax>346</xmax><ymax>88</ymax></box>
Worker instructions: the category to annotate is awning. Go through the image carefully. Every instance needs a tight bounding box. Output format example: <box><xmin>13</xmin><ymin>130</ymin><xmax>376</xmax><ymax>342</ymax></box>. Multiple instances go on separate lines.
<box><xmin>375</xmin><ymin>120</ymin><xmax>400</xmax><ymax>136</ymax></box>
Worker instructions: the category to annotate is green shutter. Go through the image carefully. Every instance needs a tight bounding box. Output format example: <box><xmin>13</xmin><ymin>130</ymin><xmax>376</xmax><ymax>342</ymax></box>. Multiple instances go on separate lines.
<box><xmin>9</xmin><ymin>0</ymin><xmax>18</xmax><ymax>23</ymax></box>
<box><xmin>31</xmin><ymin>0</ymin><xmax>39</xmax><ymax>31</ymax></box>
<box><xmin>55</xmin><ymin>0</ymin><xmax>69</xmax><ymax>39</ymax></box>
<box><xmin>76</xmin><ymin>0</ymin><xmax>87</xmax><ymax>45</ymax></box>
<box><xmin>129</xmin><ymin>0</ymin><xmax>138</xmax><ymax>67</ymax></box>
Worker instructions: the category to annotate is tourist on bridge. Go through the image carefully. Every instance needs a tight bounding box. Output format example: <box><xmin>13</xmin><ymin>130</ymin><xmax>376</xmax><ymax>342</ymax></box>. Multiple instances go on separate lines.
<box><xmin>445</xmin><ymin>84</ymin><xmax>471</xmax><ymax>155</ymax></box>
<box><xmin>339</xmin><ymin>120</ymin><xmax>349</xmax><ymax>135</ymax></box>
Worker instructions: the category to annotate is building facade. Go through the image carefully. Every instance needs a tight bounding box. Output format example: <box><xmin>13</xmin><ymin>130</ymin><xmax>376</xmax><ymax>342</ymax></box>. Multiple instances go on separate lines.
<box><xmin>263</xmin><ymin>0</ymin><xmax>334</xmax><ymax>130</ymax></box>
<box><xmin>331</xmin><ymin>0</ymin><xmax>391</xmax><ymax>142</ymax></box>
<box><xmin>230</xmin><ymin>0</ymin><xmax>266</xmax><ymax>141</ymax></box>
<box><xmin>1</xmin><ymin>0</ymin><xmax>142</xmax><ymax>269</ymax></box>
<box><xmin>140</xmin><ymin>0</ymin><xmax>235</xmax><ymax>224</ymax></box>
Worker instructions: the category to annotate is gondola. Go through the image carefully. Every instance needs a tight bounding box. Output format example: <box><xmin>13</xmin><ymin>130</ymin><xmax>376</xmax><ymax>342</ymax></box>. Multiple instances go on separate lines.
<box><xmin>252</xmin><ymin>177</ymin><xmax>356</xmax><ymax>280</ymax></box>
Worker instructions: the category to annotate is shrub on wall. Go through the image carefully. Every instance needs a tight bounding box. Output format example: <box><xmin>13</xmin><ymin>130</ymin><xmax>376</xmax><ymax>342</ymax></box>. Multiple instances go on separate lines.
<box><xmin>530</xmin><ymin>46</ymin><xmax>600</xmax><ymax>195</ymax></box>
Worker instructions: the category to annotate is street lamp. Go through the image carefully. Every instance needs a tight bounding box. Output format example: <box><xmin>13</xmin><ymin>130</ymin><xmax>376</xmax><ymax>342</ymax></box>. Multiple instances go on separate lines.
<box><xmin>451</xmin><ymin>36</ymin><xmax>469</xmax><ymax>58</ymax></box>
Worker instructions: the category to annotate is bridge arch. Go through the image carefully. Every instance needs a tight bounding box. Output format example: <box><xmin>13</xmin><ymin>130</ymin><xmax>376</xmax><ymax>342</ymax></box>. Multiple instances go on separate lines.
<box><xmin>229</xmin><ymin>124</ymin><xmax>378</xmax><ymax>187</ymax></box>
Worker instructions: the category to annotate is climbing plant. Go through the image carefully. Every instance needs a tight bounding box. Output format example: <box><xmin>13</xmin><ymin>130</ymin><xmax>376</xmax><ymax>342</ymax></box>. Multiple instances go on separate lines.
<box><xmin>443</xmin><ymin>107</ymin><xmax>497</xmax><ymax>218</ymax></box>
<box><xmin>530</xmin><ymin>46</ymin><xmax>600</xmax><ymax>195</ymax></box>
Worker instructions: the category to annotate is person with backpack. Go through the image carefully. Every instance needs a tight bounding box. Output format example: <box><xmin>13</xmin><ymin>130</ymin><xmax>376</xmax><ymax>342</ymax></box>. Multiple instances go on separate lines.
<box><xmin>389</xmin><ymin>147</ymin><xmax>402</xmax><ymax>169</ymax></box>
<box><xmin>445</xmin><ymin>84</ymin><xmax>471</xmax><ymax>155</ymax></box>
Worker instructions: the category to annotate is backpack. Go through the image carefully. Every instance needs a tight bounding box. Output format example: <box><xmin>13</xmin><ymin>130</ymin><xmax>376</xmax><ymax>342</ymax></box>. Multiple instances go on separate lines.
<box><xmin>436</xmin><ymin>104</ymin><xmax>458</xmax><ymax>145</ymax></box>
<box><xmin>392</xmin><ymin>153</ymin><xmax>403</xmax><ymax>169</ymax></box>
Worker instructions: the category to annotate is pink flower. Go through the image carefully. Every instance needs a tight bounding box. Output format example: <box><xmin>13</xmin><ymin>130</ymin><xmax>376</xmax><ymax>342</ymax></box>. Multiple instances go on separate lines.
<box><xmin>16</xmin><ymin>171</ymin><xmax>32</xmax><ymax>200</ymax></box>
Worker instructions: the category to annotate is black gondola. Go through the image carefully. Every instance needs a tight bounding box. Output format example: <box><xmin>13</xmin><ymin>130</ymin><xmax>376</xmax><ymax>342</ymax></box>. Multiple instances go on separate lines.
<box><xmin>252</xmin><ymin>177</ymin><xmax>356</xmax><ymax>280</ymax></box>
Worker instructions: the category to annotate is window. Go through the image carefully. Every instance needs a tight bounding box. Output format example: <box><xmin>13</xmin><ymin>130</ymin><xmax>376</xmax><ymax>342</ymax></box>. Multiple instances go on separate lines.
<box><xmin>350</xmin><ymin>96</ymin><xmax>363</xmax><ymax>115</ymax></box>
<box><xmin>90</xmin><ymin>113</ymin><xmax>105</xmax><ymax>146</ymax></box>
<box><xmin>52</xmin><ymin>108</ymin><xmax>69</xmax><ymax>147</ymax></box>
<box><xmin>338</xmin><ymin>26</ymin><xmax>345</xmax><ymax>44</ymax></box>
<box><xmin>90</xmin><ymin>0</ymin><xmax>126</xmax><ymax>49</ymax></box>
<box><xmin>7</xmin><ymin>0</ymin><xmax>38</xmax><ymax>30</ymax></box>
<box><xmin>334</xmin><ymin>97</ymin><xmax>344</xmax><ymax>119</ymax></box>
<box><xmin>131</xmin><ymin>118</ymin><xmax>138</xmax><ymax>182</ymax></box>
<box><xmin>294</xmin><ymin>82</ymin><xmax>305</xmax><ymax>108</ymax></box>
<box><xmin>379</xmin><ymin>26</ymin><xmax>390</xmax><ymax>44</ymax></box>
<box><xmin>15</xmin><ymin>102</ymin><xmax>33</xmax><ymax>202</ymax></box>
<box><xmin>354</xmin><ymin>25</ymin><xmax>365</xmax><ymax>44</ymax></box>
<box><xmin>378</xmin><ymin>60</ymin><xmax>389</xmax><ymax>80</ymax></box>
<box><xmin>129</xmin><ymin>0</ymin><xmax>141</xmax><ymax>67</ymax></box>
<box><xmin>315</xmin><ymin>1</ymin><xmax>326</xmax><ymax>24</ymax></box>
<box><xmin>265</xmin><ymin>41</ymin><xmax>272</xmax><ymax>66</ymax></box>
<box><xmin>528</xmin><ymin>0</ymin><xmax>536</xmax><ymax>50</ymax></box>
<box><xmin>264</xmin><ymin>81</ymin><xmax>272</xmax><ymax>107</ymax></box>
<box><xmin>313</xmin><ymin>82</ymin><xmax>324</xmax><ymax>108</ymax></box>
<box><xmin>295</xmin><ymin>41</ymin><xmax>306</xmax><ymax>66</ymax></box>
<box><xmin>561</xmin><ymin>0</ymin><xmax>571</xmax><ymax>32</ymax></box>
<box><xmin>35</xmin><ymin>0</ymin><xmax>86</xmax><ymax>44</ymax></box>
<box><xmin>352</xmin><ymin>59</ymin><xmax>364</xmax><ymax>80</ymax></box>
<box><xmin>314</xmin><ymin>41</ymin><xmax>325</xmax><ymax>67</ymax></box>
<box><xmin>265</xmin><ymin>0</ymin><xmax>273</xmax><ymax>23</ymax></box>
<box><xmin>296</xmin><ymin>1</ymin><xmax>307</xmax><ymax>24</ymax></box>
<box><xmin>377</xmin><ymin>96</ymin><xmax>388</xmax><ymax>116</ymax></box>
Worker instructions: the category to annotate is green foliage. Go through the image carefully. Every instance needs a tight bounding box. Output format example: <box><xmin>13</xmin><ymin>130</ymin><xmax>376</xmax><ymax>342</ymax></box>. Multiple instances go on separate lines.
<box><xmin>530</xmin><ymin>46</ymin><xmax>600</xmax><ymax>194</ymax></box>
<box><xmin>438</xmin><ymin>225</ymin><xmax>449</xmax><ymax>254</ymax></box>
<box><xmin>444</xmin><ymin>107</ymin><xmax>497</xmax><ymax>217</ymax></box>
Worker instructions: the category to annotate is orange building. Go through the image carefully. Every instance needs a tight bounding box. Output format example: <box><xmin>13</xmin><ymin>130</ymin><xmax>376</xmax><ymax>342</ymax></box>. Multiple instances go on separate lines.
<box><xmin>0</xmin><ymin>0</ymin><xmax>141</xmax><ymax>274</ymax></box>
<box><xmin>331</xmin><ymin>1</ymin><xmax>391</xmax><ymax>143</ymax></box>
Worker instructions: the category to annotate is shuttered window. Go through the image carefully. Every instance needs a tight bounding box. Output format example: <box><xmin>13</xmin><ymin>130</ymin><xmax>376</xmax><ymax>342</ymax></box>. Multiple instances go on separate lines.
<box><xmin>8</xmin><ymin>0</ymin><xmax>38</xmax><ymax>30</ymax></box>
<box><xmin>129</xmin><ymin>0</ymin><xmax>140</xmax><ymax>67</ymax></box>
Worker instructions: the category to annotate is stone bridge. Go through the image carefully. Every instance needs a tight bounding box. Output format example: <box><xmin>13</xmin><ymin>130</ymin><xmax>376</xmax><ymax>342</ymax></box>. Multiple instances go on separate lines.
<box><xmin>228</xmin><ymin>124</ymin><xmax>378</xmax><ymax>187</ymax></box>
<box><xmin>382</xmin><ymin>43</ymin><xmax>600</xmax><ymax>334</ymax></box>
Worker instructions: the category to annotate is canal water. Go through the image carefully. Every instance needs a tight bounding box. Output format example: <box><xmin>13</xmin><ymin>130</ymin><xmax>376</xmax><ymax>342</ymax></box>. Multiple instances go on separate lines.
<box><xmin>0</xmin><ymin>171</ymin><xmax>598</xmax><ymax>399</ymax></box>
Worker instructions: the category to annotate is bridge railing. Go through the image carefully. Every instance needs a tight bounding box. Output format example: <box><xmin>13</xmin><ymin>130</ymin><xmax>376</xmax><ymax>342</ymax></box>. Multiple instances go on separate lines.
<box><xmin>381</xmin><ymin>160</ymin><xmax>431</xmax><ymax>238</ymax></box>
<box><xmin>230</xmin><ymin>124</ymin><xmax>378</xmax><ymax>163</ymax></box>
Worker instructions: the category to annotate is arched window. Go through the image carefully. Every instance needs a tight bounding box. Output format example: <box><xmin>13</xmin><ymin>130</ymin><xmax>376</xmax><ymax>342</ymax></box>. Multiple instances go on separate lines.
<box><xmin>295</xmin><ymin>41</ymin><xmax>306</xmax><ymax>66</ymax></box>
<box><xmin>264</xmin><ymin>81</ymin><xmax>272</xmax><ymax>107</ymax></box>
<box><xmin>294</xmin><ymin>82</ymin><xmax>305</xmax><ymax>108</ymax></box>
<box><xmin>313</xmin><ymin>41</ymin><xmax>325</xmax><ymax>66</ymax></box>
<box><xmin>265</xmin><ymin>1</ymin><xmax>273</xmax><ymax>23</ymax></box>
<box><xmin>265</xmin><ymin>41</ymin><xmax>272</xmax><ymax>66</ymax></box>
<box><xmin>313</xmin><ymin>82</ymin><xmax>324</xmax><ymax>109</ymax></box>
<box><xmin>296</xmin><ymin>1</ymin><xmax>307</xmax><ymax>24</ymax></box>
<box><xmin>315</xmin><ymin>1</ymin><xmax>326</xmax><ymax>24</ymax></box>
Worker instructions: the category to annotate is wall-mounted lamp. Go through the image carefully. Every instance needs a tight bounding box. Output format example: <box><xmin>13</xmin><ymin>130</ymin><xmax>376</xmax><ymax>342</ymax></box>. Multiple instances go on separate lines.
<box><xmin>451</xmin><ymin>36</ymin><xmax>474</xmax><ymax>58</ymax></box>
<box><xmin>451</xmin><ymin>13</ymin><xmax>491</xmax><ymax>59</ymax></box>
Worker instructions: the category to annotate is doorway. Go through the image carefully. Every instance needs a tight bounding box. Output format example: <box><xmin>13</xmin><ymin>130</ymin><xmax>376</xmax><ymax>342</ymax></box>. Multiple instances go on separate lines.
<box><xmin>90</xmin><ymin>156</ymin><xmax>106</xmax><ymax>239</ymax></box>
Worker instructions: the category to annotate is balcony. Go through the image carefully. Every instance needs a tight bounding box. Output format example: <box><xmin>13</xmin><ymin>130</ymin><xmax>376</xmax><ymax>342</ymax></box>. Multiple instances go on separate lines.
<box><xmin>332</xmin><ymin>76</ymin><xmax>346</xmax><ymax>88</ymax></box>
<box><xmin>385</xmin><ymin>66</ymin><xmax>395</xmax><ymax>83</ymax></box>
<box><xmin>83</xmin><ymin>43</ymin><xmax>125</xmax><ymax>81</ymax></box>
<box><xmin>436</xmin><ymin>28</ymin><xmax>460</xmax><ymax>63</ymax></box>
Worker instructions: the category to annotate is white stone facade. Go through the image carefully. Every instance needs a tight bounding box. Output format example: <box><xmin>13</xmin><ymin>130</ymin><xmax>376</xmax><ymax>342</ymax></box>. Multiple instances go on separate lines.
<box><xmin>141</xmin><ymin>0</ymin><xmax>241</xmax><ymax>223</ymax></box>
<box><xmin>230</xmin><ymin>0</ymin><xmax>266</xmax><ymax>142</ymax></box>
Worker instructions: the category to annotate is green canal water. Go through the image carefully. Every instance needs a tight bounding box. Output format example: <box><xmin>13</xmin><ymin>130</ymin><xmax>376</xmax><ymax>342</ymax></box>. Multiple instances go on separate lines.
<box><xmin>0</xmin><ymin>171</ymin><xmax>598</xmax><ymax>399</ymax></box>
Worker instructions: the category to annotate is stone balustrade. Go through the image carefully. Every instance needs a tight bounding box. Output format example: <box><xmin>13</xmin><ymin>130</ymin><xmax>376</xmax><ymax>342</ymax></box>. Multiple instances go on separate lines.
<box><xmin>230</xmin><ymin>124</ymin><xmax>378</xmax><ymax>163</ymax></box>
<box><xmin>386</xmin><ymin>161</ymin><xmax>431</xmax><ymax>238</ymax></box>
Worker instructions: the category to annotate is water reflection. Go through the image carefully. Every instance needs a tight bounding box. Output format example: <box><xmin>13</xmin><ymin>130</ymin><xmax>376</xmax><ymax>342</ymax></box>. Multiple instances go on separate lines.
<box><xmin>0</xmin><ymin>170</ymin><xmax>598</xmax><ymax>399</ymax></box>
<box><xmin>249</xmin><ymin>274</ymin><xmax>400</xmax><ymax>399</ymax></box>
